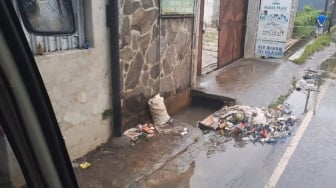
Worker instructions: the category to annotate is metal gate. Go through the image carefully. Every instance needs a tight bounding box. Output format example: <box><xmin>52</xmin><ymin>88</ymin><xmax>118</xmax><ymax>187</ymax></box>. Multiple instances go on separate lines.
<box><xmin>217</xmin><ymin>0</ymin><xmax>247</xmax><ymax>67</ymax></box>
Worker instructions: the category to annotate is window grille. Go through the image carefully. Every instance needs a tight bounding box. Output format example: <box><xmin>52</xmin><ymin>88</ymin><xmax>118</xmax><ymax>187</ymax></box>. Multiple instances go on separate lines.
<box><xmin>11</xmin><ymin>0</ymin><xmax>85</xmax><ymax>54</ymax></box>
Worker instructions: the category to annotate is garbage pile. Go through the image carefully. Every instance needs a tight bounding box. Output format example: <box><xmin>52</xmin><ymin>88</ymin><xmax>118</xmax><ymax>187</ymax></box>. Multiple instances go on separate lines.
<box><xmin>123</xmin><ymin>122</ymin><xmax>189</xmax><ymax>143</ymax></box>
<box><xmin>123</xmin><ymin>123</ymin><xmax>157</xmax><ymax>142</ymax></box>
<box><xmin>123</xmin><ymin>94</ymin><xmax>190</xmax><ymax>143</ymax></box>
<box><xmin>198</xmin><ymin>105</ymin><xmax>298</xmax><ymax>144</ymax></box>
<box><xmin>296</xmin><ymin>70</ymin><xmax>324</xmax><ymax>91</ymax></box>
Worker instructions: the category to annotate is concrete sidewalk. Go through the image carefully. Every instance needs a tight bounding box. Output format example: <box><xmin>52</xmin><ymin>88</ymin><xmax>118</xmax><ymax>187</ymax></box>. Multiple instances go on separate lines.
<box><xmin>74</xmin><ymin>120</ymin><xmax>202</xmax><ymax>188</ymax></box>
<box><xmin>193</xmin><ymin>41</ymin><xmax>335</xmax><ymax>107</ymax></box>
<box><xmin>193</xmin><ymin>33</ymin><xmax>336</xmax><ymax>107</ymax></box>
<box><xmin>194</xmin><ymin>58</ymin><xmax>300</xmax><ymax>107</ymax></box>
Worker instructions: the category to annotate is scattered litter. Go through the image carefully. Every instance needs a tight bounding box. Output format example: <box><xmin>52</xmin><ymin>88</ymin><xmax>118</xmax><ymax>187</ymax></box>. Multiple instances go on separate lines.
<box><xmin>180</xmin><ymin>128</ymin><xmax>188</xmax><ymax>136</ymax></box>
<box><xmin>198</xmin><ymin>105</ymin><xmax>298</xmax><ymax>145</ymax></box>
<box><xmin>123</xmin><ymin>124</ymin><xmax>156</xmax><ymax>142</ymax></box>
<box><xmin>79</xmin><ymin>162</ymin><xmax>91</xmax><ymax>169</ymax></box>
<box><xmin>123</xmin><ymin>128</ymin><xmax>142</xmax><ymax>142</ymax></box>
<box><xmin>123</xmin><ymin>121</ymin><xmax>189</xmax><ymax>143</ymax></box>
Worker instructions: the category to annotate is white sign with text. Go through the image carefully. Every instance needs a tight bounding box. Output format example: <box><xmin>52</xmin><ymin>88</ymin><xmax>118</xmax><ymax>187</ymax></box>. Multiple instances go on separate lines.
<box><xmin>255</xmin><ymin>0</ymin><xmax>293</xmax><ymax>58</ymax></box>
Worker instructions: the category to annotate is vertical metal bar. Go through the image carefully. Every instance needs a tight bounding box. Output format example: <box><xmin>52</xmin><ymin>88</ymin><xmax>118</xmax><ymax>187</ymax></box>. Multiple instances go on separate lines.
<box><xmin>56</xmin><ymin>36</ymin><xmax>61</xmax><ymax>51</ymax></box>
<box><xmin>30</xmin><ymin>34</ymin><xmax>37</xmax><ymax>54</ymax></box>
<box><xmin>158</xmin><ymin>1</ymin><xmax>161</xmax><ymax>95</ymax></box>
<box><xmin>77</xmin><ymin>0</ymin><xmax>85</xmax><ymax>47</ymax></box>
<box><xmin>43</xmin><ymin>36</ymin><xmax>48</xmax><ymax>52</ymax></box>
<box><xmin>70</xmin><ymin>36</ymin><xmax>73</xmax><ymax>49</ymax></box>
<box><xmin>47</xmin><ymin>36</ymin><xmax>51</xmax><ymax>52</ymax></box>
<box><xmin>304</xmin><ymin>90</ymin><xmax>311</xmax><ymax>113</ymax></box>
<box><xmin>67</xmin><ymin>36</ymin><xmax>71</xmax><ymax>49</ymax></box>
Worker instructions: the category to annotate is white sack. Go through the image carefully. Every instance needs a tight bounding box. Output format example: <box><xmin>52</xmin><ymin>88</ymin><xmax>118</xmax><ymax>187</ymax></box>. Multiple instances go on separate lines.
<box><xmin>148</xmin><ymin>94</ymin><xmax>171</xmax><ymax>125</ymax></box>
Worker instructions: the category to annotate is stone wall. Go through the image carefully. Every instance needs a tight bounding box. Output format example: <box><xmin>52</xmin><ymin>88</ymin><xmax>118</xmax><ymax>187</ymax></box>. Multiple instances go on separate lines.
<box><xmin>119</xmin><ymin>0</ymin><xmax>194</xmax><ymax>128</ymax></box>
<box><xmin>159</xmin><ymin>18</ymin><xmax>193</xmax><ymax>98</ymax></box>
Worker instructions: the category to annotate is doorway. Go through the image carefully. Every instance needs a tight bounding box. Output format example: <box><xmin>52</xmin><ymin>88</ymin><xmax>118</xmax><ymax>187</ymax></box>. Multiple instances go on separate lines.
<box><xmin>197</xmin><ymin>0</ymin><xmax>248</xmax><ymax>76</ymax></box>
<box><xmin>200</xmin><ymin>0</ymin><xmax>220</xmax><ymax>75</ymax></box>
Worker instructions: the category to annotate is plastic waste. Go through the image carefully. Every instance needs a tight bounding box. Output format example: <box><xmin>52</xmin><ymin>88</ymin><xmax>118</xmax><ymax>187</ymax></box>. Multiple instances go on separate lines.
<box><xmin>123</xmin><ymin>128</ymin><xmax>142</xmax><ymax>141</ymax></box>
<box><xmin>79</xmin><ymin>162</ymin><xmax>91</xmax><ymax>169</ymax></box>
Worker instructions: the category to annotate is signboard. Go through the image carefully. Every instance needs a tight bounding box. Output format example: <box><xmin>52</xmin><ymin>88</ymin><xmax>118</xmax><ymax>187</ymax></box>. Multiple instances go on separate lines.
<box><xmin>255</xmin><ymin>0</ymin><xmax>293</xmax><ymax>58</ymax></box>
<box><xmin>160</xmin><ymin>0</ymin><xmax>195</xmax><ymax>16</ymax></box>
<box><xmin>255</xmin><ymin>40</ymin><xmax>285</xmax><ymax>57</ymax></box>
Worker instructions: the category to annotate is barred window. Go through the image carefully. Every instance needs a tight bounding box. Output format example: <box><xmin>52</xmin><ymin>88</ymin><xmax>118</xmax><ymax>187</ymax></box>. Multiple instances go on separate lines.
<box><xmin>12</xmin><ymin>0</ymin><xmax>85</xmax><ymax>55</ymax></box>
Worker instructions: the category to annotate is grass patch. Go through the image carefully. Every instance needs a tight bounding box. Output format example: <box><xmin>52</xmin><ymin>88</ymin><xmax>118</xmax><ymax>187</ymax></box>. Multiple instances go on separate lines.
<box><xmin>330</xmin><ymin>25</ymin><xmax>336</xmax><ymax>34</ymax></box>
<box><xmin>293</xmin><ymin>34</ymin><xmax>332</xmax><ymax>64</ymax></box>
<box><xmin>268</xmin><ymin>92</ymin><xmax>291</xmax><ymax>109</ymax></box>
<box><xmin>291</xmin><ymin>76</ymin><xmax>297</xmax><ymax>88</ymax></box>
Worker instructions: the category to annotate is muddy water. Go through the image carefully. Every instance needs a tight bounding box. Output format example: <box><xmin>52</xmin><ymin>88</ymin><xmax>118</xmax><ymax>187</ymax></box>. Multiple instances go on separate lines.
<box><xmin>172</xmin><ymin>97</ymin><xmax>224</xmax><ymax>126</ymax></box>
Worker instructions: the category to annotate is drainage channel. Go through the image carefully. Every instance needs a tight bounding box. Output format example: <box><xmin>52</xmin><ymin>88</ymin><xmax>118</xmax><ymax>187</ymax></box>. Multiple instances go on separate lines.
<box><xmin>172</xmin><ymin>93</ymin><xmax>234</xmax><ymax>126</ymax></box>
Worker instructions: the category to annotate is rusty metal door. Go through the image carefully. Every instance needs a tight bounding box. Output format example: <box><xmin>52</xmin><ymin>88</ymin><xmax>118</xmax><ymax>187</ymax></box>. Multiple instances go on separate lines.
<box><xmin>218</xmin><ymin>0</ymin><xmax>247</xmax><ymax>67</ymax></box>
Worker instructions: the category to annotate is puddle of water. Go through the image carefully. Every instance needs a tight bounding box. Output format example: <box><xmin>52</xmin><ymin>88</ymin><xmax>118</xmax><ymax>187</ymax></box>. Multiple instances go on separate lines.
<box><xmin>172</xmin><ymin>96</ymin><xmax>223</xmax><ymax>126</ymax></box>
<box><xmin>215</xmin><ymin>62</ymin><xmax>278</xmax><ymax>90</ymax></box>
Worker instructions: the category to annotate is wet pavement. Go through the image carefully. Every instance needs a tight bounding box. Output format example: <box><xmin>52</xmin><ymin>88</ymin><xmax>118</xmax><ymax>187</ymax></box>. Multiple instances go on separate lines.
<box><xmin>195</xmin><ymin>58</ymin><xmax>300</xmax><ymax>106</ymax></box>
<box><xmin>277</xmin><ymin>76</ymin><xmax>336</xmax><ymax>188</ymax></box>
<box><xmin>75</xmin><ymin>36</ymin><xmax>336</xmax><ymax>187</ymax></box>
<box><xmin>138</xmin><ymin>42</ymin><xmax>336</xmax><ymax>187</ymax></box>
<box><xmin>74</xmin><ymin>121</ymin><xmax>203</xmax><ymax>188</ymax></box>
<box><xmin>195</xmin><ymin>37</ymin><xmax>336</xmax><ymax>107</ymax></box>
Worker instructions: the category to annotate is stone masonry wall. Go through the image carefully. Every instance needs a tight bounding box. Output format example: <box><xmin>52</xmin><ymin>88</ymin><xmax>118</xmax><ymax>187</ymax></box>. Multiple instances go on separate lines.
<box><xmin>159</xmin><ymin>18</ymin><xmax>193</xmax><ymax>98</ymax></box>
<box><xmin>119</xmin><ymin>0</ymin><xmax>193</xmax><ymax>128</ymax></box>
<box><xmin>119</xmin><ymin>0</ymin><xmax>160</xmax><ymax>128</ymax></box>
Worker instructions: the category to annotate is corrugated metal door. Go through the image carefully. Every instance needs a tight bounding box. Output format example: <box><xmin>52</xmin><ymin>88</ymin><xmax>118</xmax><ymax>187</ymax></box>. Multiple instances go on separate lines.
<box><xmin>217</xmin><ymin>0</ymin><xmax>247</xmax><ymax>67</ymax></box>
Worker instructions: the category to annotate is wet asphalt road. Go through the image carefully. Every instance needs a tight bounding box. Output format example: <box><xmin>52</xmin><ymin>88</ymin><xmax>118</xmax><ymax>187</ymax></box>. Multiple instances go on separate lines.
<box><xmin>277</xmin><ymin>78</ymin><xmax>336</xmax><ymax>188</ymax></box>
<box><xmin>140</xmin><ymin>76</ymin><xmax>336</xmax><ymax>188</ymax></box>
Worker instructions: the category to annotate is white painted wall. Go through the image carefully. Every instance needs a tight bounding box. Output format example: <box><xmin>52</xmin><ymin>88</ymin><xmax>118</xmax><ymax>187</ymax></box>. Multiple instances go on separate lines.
<box><xmin>204</xmin><ymin>0</ymin><xmax>220</xmax><ymax>27</ymax></box>
<box><xmin>34</xmin><ymin>0</ymin><xmax>111</xmax><ymax>160</ymax></box>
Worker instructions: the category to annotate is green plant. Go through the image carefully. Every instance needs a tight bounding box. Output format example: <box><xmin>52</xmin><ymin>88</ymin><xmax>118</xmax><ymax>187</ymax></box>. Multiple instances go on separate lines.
<box><xmin>294</xmin><ymin>34</ymin><xmax>332</xmax><ymax>64</ymax></box>
<box><xmin>293</xmin><ymin>6</ymin><xmax>320</xmax><ymax>39</ymax></box>
<box><xmin>291</xmin><ymin>76</ymin><xmax>297</xmax><ymax>88</ymax></box>
<box><xmin>102</xmin><ymin>109</ymin><xmax>113</xmax><ymax>120</ymax></box>
<box><xmin>268</xmin><ymin>92</ymin><xmax>291</xmax><ymax>109</ymax></box>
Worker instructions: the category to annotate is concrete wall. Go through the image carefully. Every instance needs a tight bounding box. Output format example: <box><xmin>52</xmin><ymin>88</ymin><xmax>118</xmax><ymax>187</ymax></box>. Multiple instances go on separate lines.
<box><xmin>34</xmin><ymin>0</ymin><xmax>111</xmax><ymax>160</ymax></box>
<box><xmin>244</xmin><ymin>0</ymin><xmax>261</xmax><ymax>58</ymax></box>
<box><xmin>119</xmin><ymin>0</ymin><xmax>196</xmax><ymax>128</ymax></box>
<box><xmin>287</xmin><ymin>0</ymin><xmax>300</xmax><ymax>39</ymax></box>
<box><xmin>204</xmin><ymin>0</ymin><xmax>220</xmax><ymax>27</ymax></box>
<box><xmin>244</xmin><ymin>0</ymin><xmax>299</xmax><ymax>58</ymax></box>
